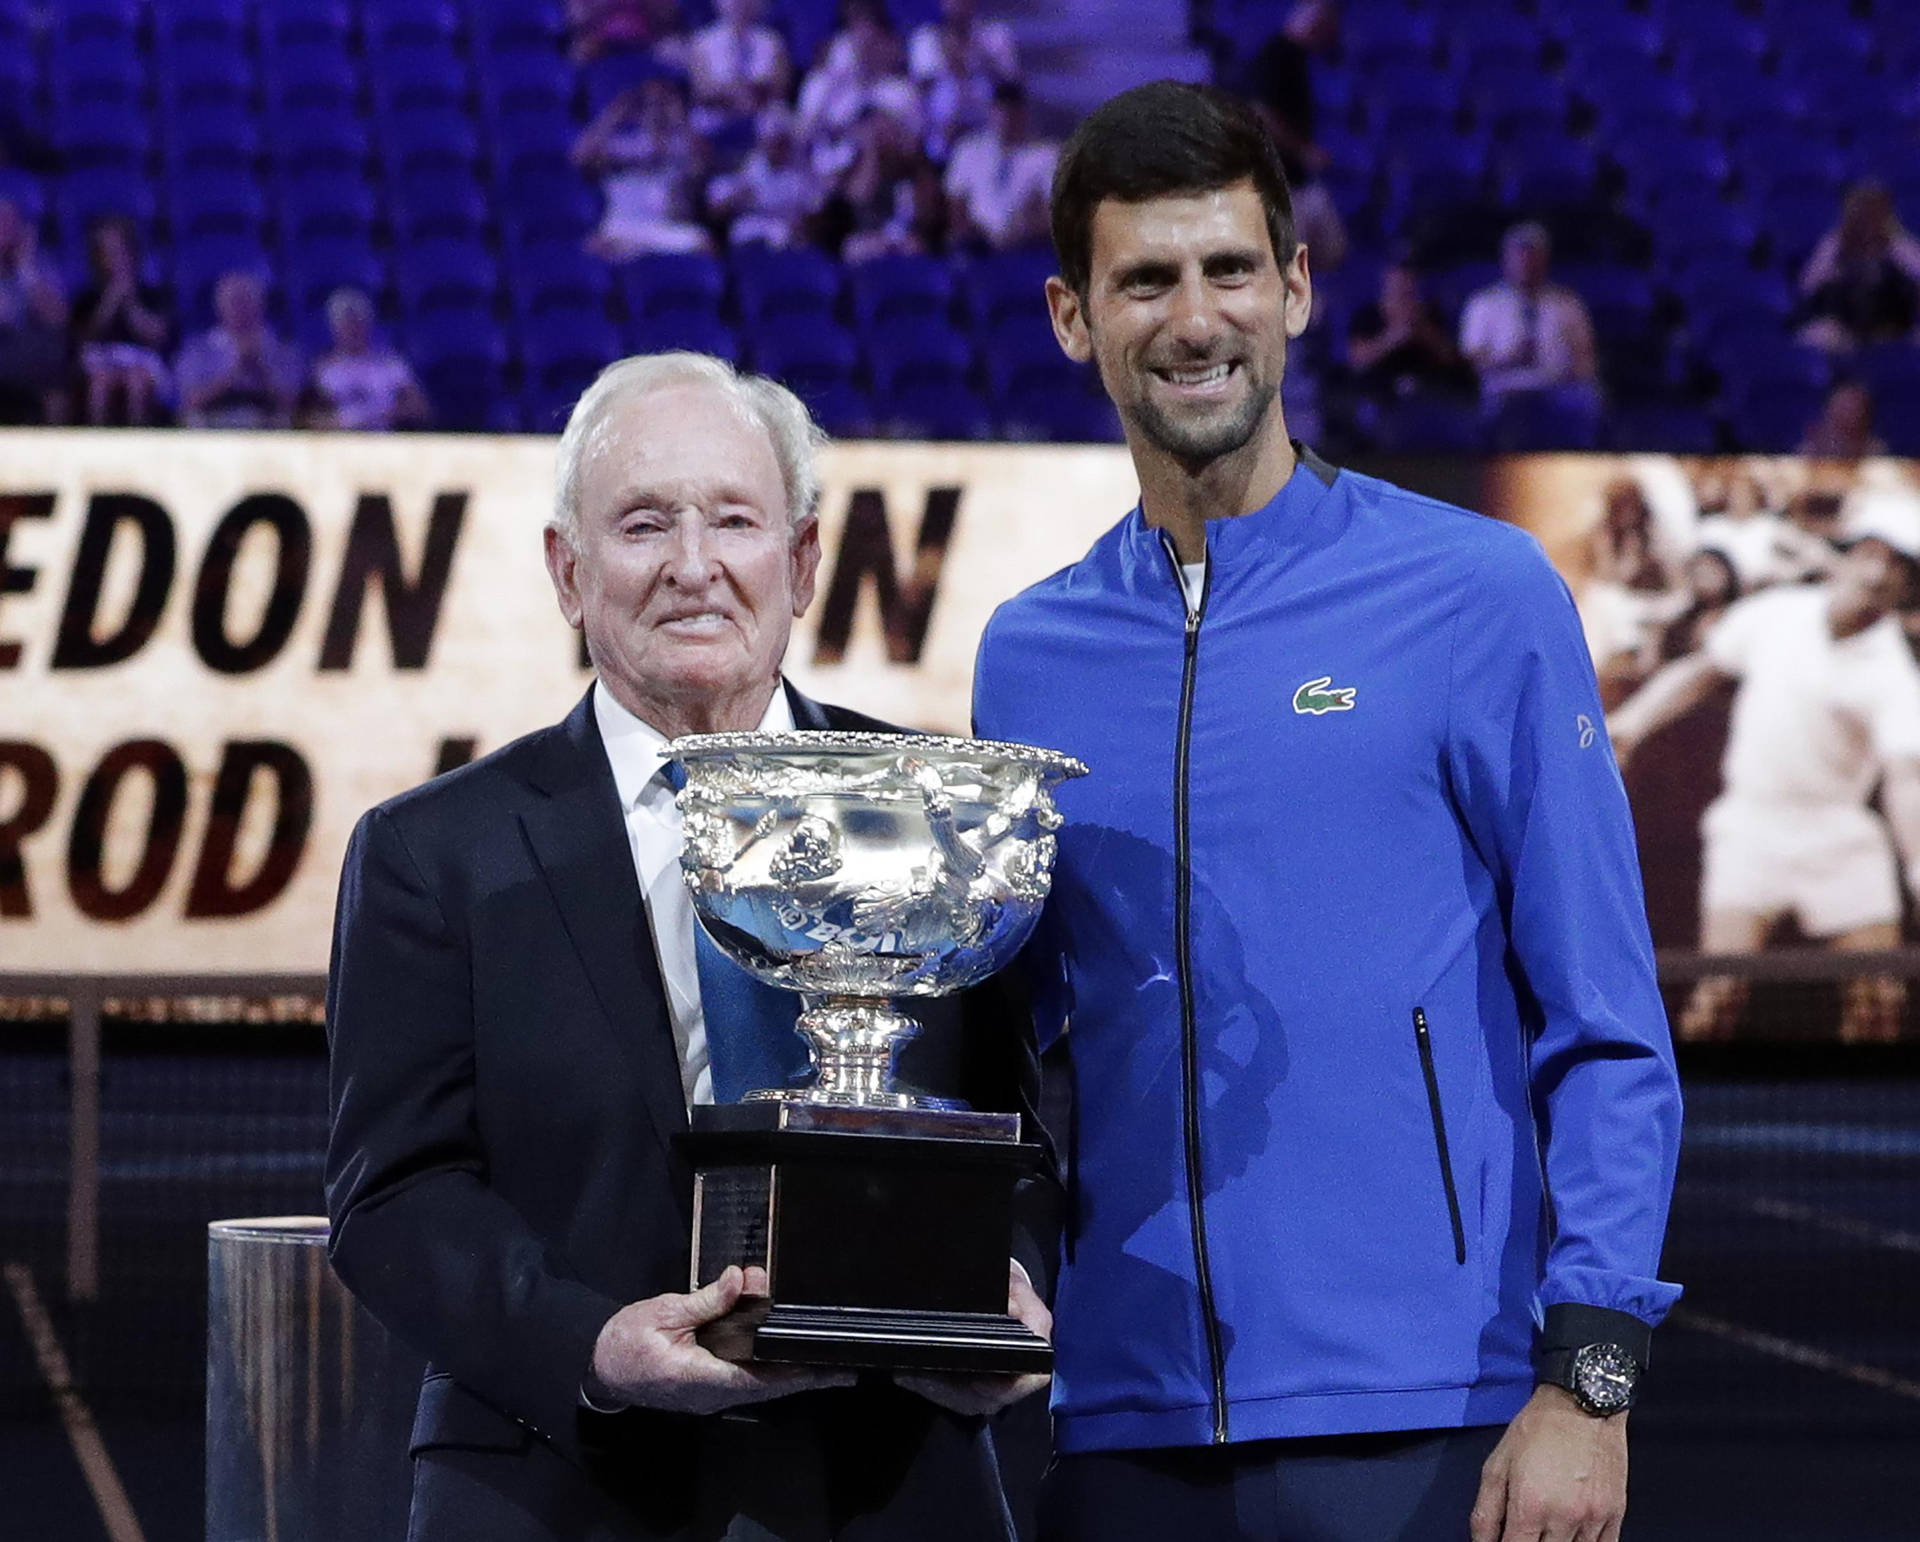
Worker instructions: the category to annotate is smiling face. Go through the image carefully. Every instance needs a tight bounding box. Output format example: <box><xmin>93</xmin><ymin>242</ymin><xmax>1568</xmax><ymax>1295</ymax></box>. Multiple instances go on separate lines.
<box><xmin>1046</xmin><ymin>179</ymin><xmax>1310</xmax><ymax>470</ymax></box>
<box><xmin>545</xmin><ymin>380</ymin><xmax>822</xmax><ymax>737</ymax></box>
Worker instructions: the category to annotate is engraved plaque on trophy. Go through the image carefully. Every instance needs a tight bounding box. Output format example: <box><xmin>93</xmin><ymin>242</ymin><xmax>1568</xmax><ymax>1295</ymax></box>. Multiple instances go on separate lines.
<box><xmin>665</xmin><ymin>731</ymin><xmax>1086</xmax><ymax>1374</ymax></box>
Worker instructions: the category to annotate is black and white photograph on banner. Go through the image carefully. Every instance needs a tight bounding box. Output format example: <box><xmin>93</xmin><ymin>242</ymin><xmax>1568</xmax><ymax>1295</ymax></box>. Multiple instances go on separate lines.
<box><xmin>1488</xmin><ymin>454</ymin><xmax>1920</xmax><ymax>1048</ymax></box>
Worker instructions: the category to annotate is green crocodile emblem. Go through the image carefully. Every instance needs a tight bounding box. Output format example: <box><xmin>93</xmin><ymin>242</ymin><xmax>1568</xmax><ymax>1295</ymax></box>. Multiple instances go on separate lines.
<box><xmin>1292</xmin><ymin>676</ymin><xmax>1357</xmax><ymax>715</ymax></box>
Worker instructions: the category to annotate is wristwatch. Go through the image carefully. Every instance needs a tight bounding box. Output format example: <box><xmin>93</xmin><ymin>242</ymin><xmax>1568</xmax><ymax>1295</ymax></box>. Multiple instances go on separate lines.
<box><xmin>1537</xmin><ymin>1342</ymin><xmax>1640</xmax><ymax>1416</ymax></box>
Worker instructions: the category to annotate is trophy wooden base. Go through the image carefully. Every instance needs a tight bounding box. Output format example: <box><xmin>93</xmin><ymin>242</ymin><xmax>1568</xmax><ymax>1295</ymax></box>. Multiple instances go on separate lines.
<box><xmin>681</xmin><ymin>1102</ymin><xmax>1052</xmax><ymax>1375</ymax></box>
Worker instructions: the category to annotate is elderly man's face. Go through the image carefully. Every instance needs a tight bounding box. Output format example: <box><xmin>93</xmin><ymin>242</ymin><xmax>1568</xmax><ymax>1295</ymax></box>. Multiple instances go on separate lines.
<box><xmin>548</xmin><ymin>381</ymin><xmax>820</xmax><ymax>733</ymax></box>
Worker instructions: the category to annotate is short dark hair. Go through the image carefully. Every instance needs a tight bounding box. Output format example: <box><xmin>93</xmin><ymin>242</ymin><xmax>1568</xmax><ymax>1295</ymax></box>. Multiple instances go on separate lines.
<box><xmin>1049</xmin><ymin>82</ymin><xmax>1296</xmax><ymax>296</ymax></box>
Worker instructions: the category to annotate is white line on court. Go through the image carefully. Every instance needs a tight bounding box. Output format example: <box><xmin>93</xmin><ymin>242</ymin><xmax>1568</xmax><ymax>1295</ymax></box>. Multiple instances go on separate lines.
<box><xmin>3</xmin><ymin>1261</ymin><xmax>149</xmax><ymax>1542</ymax></box>
<box><xmin>1670</xmin><ymin>1307</ymin><xmax>1920</xmax><ymax>1403</ymax></box>
<box><xmin>1744</xmin><ymin>1197</ymin><xmax>1920</xmax><ymax>1256</ymax></box>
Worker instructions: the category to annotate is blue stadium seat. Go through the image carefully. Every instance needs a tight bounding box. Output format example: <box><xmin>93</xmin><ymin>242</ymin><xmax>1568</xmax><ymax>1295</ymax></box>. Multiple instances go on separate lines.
<box><xmin>507</xmin><ymin>242</ymin><xmax>614</xmax><ymax>319</ymax></box>
<box><xmin>624</xmin><ymin>310</ymin><xmax>740</xmax><ymax>362</ymax></box>
<box><xmin>259</xmin><ymin>0</ymin><xmax>352</xmax><ymax>51</ymax></box>
<box><xmin>848</xmin><ymin>255</ymin><xmax>955</xmax><ymax>332</ymax></box>
<box><xmin>1850</xmin><ymin>345</ymin><xmax>1920</xmax><ymax>403</ymax></box>
<box><xmin>468</xmin><ymin>0</ymin><xmax>569</xmax><ymax>54</ymax></box>
<box><xmin>169</xmin><ymin>174</ymin><xmax>268</xmax><ymax>240</ymax></box>
<box><xmin>620</xmin><ymin>253</ymin><xmax>728</xmax><ymax>321</ymax></box>
<box><xmin>378</xmin><ymin>108</ymin><xmax>482</xmax><ymax>175</ymax></box>
<box><xmin>865</xmin><ymin>323</ymin><xmax>972</xmax><ymax>396</ymax></box>
<box><xmin>995</xmin><ymin>383</ymin><xmax>1120</xmax><ymax>444</ymax></box>
<box><xmin>793</xmin><ymin>381</ymin><xmax>874</xmax><ymax>440</ymax></box>
<box><xmin>1728</xmin><ymin>383</ymin><xmax>1827</xmax><ymax>452</ymax></box>
<box><xmin>879</xmin><ymin>381</ymin><xmax>995</xmax><ymax>442</ymax></box>
<box><xmin>733</xmin><ymin>246</ymin><xmax>843</xmax><ymax>324</ymax></box>
<box><xmin>1468</xmin><ymin>69</ymin><xmax>1567</xmax><ymax>138</ymax></box>
<box><xmin>388</xmin><ymin>171</ymin><xmax>490</xmax><ymax>242</ymax></box>
<box><xmin>1588</xmin><ymin>76</ymin><xmax>1696</xmax><ymax>142</ymax></box>
<box><xmin>364</xmin><ymin>1</ymin><xmax>460</xmax><ymax>50</ymax></box>
<box><xmin>395</xmin><ymin>239</ymin><xmax>499</xmax><ymax>313</ymax></box>
<box><xmin>279</xmin><ymin>172</ymin><xmax>377</xmax><ymax>242</ymax></box>
<box><xmin>172</xmin><ymin>234</ymin><xmax>274</xmax><ymax>325</ymax></box>
<box><xmin>408</xmin><ymin>306</ymin><xmax>507</xmax><ymax>374</ymax></box>
<box><xmin>269</xmin><ymin>106</ymin><xmax>370</xmax><ymax>176</ymax></box>
<box><xmin>0</xmin><ymin>168</ymin><xmax>46</xmax><ymax>223</ymax></box>
<box><xmin>1362</xmin><ymin>394</ymin><xmax>1485</xmax><ymax>454</ymax></box>
<box><xmin>47</xmin><ymin>39</ymin><xmax>145</xmax><ymax>109</ymax></box>
<box><xmin>154</xmin><ymin>39</ymin><xmax>254</xmax><ymax>111</ymax></box>
<box><xmin>1607</xmin><ymin>403</ymin><xmax>1719</xmax><ymax>454</ymax></box>
<box><xmin>497</xmin><ymin>171</ymin><xmax>599</xmax><ymax>247</ymax></box>
<box><xmin>1496</xmin><ymin>141</ymin><xmax>1601</xmax><ymax>212</ymax></box>
<box><xmin>368</xmin><ymin>43</ymin><xmax>470</xmax><ymax>114</ymax></box>
<box><xmin>157</xmin><ymin>0</ymin><xmax>249</xmax><ymax>46</ymax></box>
<box><xmin>979</xmin><ymin>317</ymin><xmax>1079</xmax><ymax>400</ymax></box>
<box><xmin>487</xmin><ymin>103</ymin><xmax>580</xmax><ymax>170</ymax></box>
<box><xmin>1486</xmin><ymin>389</ymin><xmax>1603</xmax><ymax>452</ymax></box>
<box><xmin>52</xmin><ymin>0</ymin><xmax>139</xmax><ymax>44</ymax></box>
<box><xmin>749</xmin><ymin>314</ymin><xmax>861</xmax><ymax>396</ymax></box>
<box><xmin>1733</xmin><ymin>129</ymin><xmax>1846</xmax><ymax>192</ymax></box>
<box><xmin>164</xmin><ymin>104</ymin><xmax>263</xmax><ymax>173</ymax></box>
<box><xmin>284</xmin><ymin>236</ymin><xmax>386</xmax><ymax>315</ymax></box>
<box><xmin>59</xmin><ymin>166</ymin><xmax>156</xmax><ymax>237</ymax></box>
<box><xmin>57</xmin><ymin>101</ymin><xmax>147</xmax><ymax>170</ymax></box>
<box><xmin>961</xmin><ymin>250</ymin><xmax>1057</xmax><ymax>330</ymax></box>
<box><xmin>260</xmin><ymin>43</ymin><xmax>360</xmax><ymax>110</ymax></box>
<box><xmin>476</xmin><ymin>51</ymin><xmax>575</xmax><ymax>118</ymax></box>
<box><xmin>519</xmin><ymin>307</ymin><xmax>622</xmax><ymax>397</ymax></box>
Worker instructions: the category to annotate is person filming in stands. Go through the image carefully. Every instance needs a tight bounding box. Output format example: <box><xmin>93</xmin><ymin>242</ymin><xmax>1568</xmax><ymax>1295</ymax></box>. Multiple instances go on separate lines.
<box><xmin>970</xmin><ymin>83</ymin><xmax>1682</xmax><ymax>1542</ymax></box>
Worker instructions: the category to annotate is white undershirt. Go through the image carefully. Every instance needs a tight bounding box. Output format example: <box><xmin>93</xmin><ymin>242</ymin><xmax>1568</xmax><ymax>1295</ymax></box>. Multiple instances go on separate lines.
<box><xmin>1181</xmin><ymin>559</ymin><xmax>1207</xmax><ymax>613</ymax></box>
<box><xmin>593</xmin><ymin>679</ymin><xmax>795</xmax><ymax>1108</ymax></box>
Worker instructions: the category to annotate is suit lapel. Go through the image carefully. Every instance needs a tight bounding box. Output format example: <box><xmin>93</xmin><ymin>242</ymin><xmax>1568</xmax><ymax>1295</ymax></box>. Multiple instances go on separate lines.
<box><xmin>784</xmin><ymin>678</ymin><xmax>834</xmax><ymax>730</ymax></box>
<box><xmin>518</xmin><ymin>692</ymin><xmax>692</xmax><ymax>1188</ymax></box>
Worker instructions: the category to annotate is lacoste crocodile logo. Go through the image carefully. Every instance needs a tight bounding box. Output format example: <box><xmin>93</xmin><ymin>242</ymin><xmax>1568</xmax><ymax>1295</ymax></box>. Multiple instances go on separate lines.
<box><xmin>1292</xmin><ymin>676</ymin><xmax>1357</xmax><ymax>715</ymax></box>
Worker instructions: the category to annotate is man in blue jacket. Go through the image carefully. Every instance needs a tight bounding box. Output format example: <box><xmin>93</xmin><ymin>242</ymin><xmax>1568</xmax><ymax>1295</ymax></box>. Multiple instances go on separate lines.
<box><xmin>972</xmin><ymin>84</ymin><xmax>1682</xmax><ymax>1542</ymax></box>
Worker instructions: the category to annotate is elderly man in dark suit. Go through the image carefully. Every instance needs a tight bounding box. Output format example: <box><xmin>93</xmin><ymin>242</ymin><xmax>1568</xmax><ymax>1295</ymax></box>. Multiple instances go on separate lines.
<box><xmin>325</xmin><ymin>352</ymin><xmax>1055</xmax><ymax>1541</ymax></box>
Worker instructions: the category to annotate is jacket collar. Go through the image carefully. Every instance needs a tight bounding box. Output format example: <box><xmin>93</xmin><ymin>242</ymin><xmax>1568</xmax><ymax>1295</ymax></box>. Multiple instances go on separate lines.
<box><xmin>1117</xmin><ymin>440</ymin><xmax>1346</xmax><ymax>601</ymax></box>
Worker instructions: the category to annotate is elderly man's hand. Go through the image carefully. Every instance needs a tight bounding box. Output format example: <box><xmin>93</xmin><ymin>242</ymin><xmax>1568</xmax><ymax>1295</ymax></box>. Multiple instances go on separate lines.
<box><xmin>1470</xmin><ymin>1386</ymin><xmax>1628</xmax><ymax>1542</ymax></box>
<box><xmin>894</xmin><ymin>1260</ymin><xmax>1053</xmax><ymax>1418</ymax></box>
<box><xmin>586</xmin><ymin>1266</ymin><xmax>854</xmax><ymax>1415</ymax></box>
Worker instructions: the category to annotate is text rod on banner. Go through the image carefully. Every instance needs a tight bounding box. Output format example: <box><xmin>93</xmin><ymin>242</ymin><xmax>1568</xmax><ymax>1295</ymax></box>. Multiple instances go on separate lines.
<box><xmin>0</xmin><ymin>430</ymin><xmax>1138</xmax><ymax>974</ymax></box>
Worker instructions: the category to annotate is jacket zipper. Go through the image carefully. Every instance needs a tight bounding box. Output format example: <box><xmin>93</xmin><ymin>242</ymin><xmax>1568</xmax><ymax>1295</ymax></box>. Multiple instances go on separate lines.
<box><xmin>1412</xmin><ymin>1007</ymin><xmax>1468</xmax><ymax>1265</ymax></box>
<box><xmin>1165</xmin><ymin>533</ymin><xmax>1230</xmax><ymax>1444</ymax></box>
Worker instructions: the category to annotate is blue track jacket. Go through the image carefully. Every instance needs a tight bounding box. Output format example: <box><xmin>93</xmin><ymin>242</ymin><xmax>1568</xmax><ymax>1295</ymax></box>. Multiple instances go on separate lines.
<box><xmin>972</xmin><ymin>450</ymin><xmax>1682</xmax><ymax>1453</ymax></box>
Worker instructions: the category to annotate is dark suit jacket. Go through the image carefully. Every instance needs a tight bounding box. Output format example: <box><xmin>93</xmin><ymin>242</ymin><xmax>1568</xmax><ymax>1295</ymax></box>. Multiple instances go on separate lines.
<box><xmin>324</xmin><ymin>683</ymin><xmax>1059</xmax><ymax>1541</ymax></box>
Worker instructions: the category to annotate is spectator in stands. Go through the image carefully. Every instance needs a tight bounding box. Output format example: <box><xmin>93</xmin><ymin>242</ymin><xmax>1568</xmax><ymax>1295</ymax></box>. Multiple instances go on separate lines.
<box><xmin>708</xmin><ymin>106</ymin><xmax>826</xmax><ymax>248</ymax></box>
<box><xmin>822</xmin><ymin>105</ymin><xmax>944</xmax><ymax>261</ymax></box>
<box><xmin>174</xmin><ymin>270</ymin><xmax>302</xmax><ymax>429</ymax></box>
<box><xmin>1797</xmin><ymin>181</ymin><xmax>1920</xmax><ymax>353</ymax></box>
<box><xmin>684</xmin><ymin>0</ymin><xmax>791</xmax><ymax>134</ymax></box>
<box><xmin>305</xmin><ymin>288</ymin><xmax>429</xmax><ymax>433</ymax></box>
<box><xmin>1460</xmin><ymin>221</ymin><xmax>1602</xmax><ymax>428</ymax></box>
<box><xmin>72</xmin><ymin>215</ymin><xmax>172</xmax><ymax>427</ymax></box>
<box><xmin>1239</xmin><ymin>0</ymin><xmax>1339</xmax><ymax>180</ymax></box>
<box><xmin>567</xmin><ymin>0</ymin><xmax>683</xmax><ymax>65</ymax></box>
<box><xmin>1344</xmin><ymin>262</ymin><xmax>1471</xmax><ymax>401</ymax></box>
<box><xmin>945</xmin><ymin>81</ymin><xmax>1056</xmax><ymax>253</ymax></box>
<box><xmin>0</xmin><ymin>195</ymin><xmax>69</xmax><ymax>425</ymax></box>
<box><xmin>798</xmin><ymin>1</ymin><xmax>920</xmax><ymax>179</ymax></box>
<box><xmin>1800</xmin><ymin>378</ymin><xmax>1888</xmax><ymax>459</ymax></box>
<box><xmin>575</xmin><ymin>77</ymin><xmax>714</xmax><ymax>260</ymax></box>
<box><xmin>909</xmin><ymin>0</ymin><xmax>1017</xmax><ymax>85</ymax></box>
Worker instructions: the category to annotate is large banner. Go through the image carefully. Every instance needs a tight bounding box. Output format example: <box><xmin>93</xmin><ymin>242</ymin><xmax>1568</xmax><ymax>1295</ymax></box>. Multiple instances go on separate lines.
<box><xmin>0</xmin><ymin>430</ymin><xmax>1138</xmax><ymax>972</ymax></box>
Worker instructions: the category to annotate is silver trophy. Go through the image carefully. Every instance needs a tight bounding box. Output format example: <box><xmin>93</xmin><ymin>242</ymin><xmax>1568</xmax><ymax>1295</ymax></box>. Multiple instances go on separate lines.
<box><xmin>667</xmin><ymin>729</ymin><xmax>1087</xmax><ymax>1118</ymax></box>
<box><xmin>663</xmin><ymin>729</ymin><xmax>1086</xmax><ymax>1371</ymax></box>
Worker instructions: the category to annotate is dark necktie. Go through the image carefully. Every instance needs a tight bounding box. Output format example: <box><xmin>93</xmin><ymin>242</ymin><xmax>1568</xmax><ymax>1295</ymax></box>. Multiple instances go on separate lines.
<box><xmin>660</xmin><ymin>760</ymin><xmax>808</xmax><ymax>1102</ymax></box>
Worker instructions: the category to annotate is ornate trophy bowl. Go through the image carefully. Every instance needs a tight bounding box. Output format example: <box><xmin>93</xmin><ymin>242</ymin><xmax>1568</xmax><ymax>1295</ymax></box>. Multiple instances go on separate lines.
<box><xmin>666</xmin><ymin>730</ymin><xmax>1088</xmax><ymax>1111</ymax></box>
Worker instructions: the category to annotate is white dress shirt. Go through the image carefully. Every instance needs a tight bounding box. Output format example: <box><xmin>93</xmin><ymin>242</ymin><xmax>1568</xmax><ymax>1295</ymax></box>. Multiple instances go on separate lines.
<box><xmin>593</xmin><ymin>679</ymin><xmax>795</xmax><ymax>1109</ymax></box>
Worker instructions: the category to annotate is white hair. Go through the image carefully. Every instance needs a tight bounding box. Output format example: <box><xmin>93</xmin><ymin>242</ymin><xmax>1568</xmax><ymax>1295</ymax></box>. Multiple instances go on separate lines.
<box><xmin>549</xmin><ymin>352</ymin><xmax>825</xmax><ymax>543</ymax></box>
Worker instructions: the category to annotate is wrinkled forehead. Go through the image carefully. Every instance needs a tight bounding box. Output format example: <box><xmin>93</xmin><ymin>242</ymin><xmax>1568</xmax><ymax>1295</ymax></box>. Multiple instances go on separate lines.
<box><xmin>581</xmin><ymin>380</ymin><xmax>785</xmax><ymax>510</ymax></box>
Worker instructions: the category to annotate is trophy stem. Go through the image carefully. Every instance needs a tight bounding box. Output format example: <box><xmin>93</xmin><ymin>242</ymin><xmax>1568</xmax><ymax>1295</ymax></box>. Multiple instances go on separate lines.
<box><xmin>745</xmin><ymin>997</ymin><xmax>960</xmax><ymax>1110</ymax></box>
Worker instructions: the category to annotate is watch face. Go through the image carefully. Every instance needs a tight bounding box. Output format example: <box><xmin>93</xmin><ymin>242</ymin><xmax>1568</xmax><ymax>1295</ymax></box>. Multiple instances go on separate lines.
<box><xmin>1571</xmin><ymin>1343</ymin><xmax>1638</xmax><ymax>1414</ymax></box>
